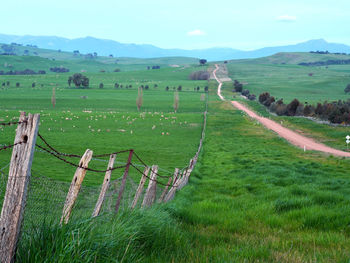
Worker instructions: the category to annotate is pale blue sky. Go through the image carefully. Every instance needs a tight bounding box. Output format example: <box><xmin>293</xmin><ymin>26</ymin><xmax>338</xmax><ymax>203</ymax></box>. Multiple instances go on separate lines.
<box><xmin>3</xmin><ymin>0</ymin><xmax>350</xmax><ymax>50</ymax></box>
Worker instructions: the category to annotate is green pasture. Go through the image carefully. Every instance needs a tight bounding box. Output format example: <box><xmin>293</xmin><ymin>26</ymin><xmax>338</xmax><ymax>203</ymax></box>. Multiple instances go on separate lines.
<box><xmin>166</xmin><ymin>92</ymin><xmax>350</xmax><ymax>262</ymax></box>
<box><xmin>227</xmin><ymin>55</ymin><xmax>350</xmax><ymax>104</ymax></box>
<box><xmin>0</xmin><ymin>66</ymin><xmax>208</xmax><ymax>186</ymax></box>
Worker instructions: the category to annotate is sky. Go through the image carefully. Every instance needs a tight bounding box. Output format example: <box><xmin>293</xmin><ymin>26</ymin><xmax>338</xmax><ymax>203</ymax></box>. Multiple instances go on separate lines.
<box><xmin>2</xmin><ymin>0</ymin><xmax>350</xmax><ymax>50</ymax></box>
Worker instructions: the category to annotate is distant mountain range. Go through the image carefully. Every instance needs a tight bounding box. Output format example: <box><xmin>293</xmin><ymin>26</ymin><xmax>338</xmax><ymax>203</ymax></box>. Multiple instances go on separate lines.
<box><xmin>1</xmin><ymin>33</ymin><xmax>350</xmax><ymax>61</ymax></box>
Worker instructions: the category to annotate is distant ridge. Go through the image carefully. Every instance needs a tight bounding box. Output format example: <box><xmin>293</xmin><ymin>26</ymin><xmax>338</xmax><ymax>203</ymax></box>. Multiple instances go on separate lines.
<box><xmin>0</xmin><ymin>33</ymin><xmax>350</xmax><ymax>61</ymax></box>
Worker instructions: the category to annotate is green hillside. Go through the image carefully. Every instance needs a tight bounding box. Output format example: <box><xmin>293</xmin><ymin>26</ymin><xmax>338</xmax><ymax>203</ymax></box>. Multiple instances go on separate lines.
<box><xmin>0</xmin><ymin>43</ymin><xmax>200</xmax><ymax>73</ymax></box>
<box><xmin>232</xmin><ymin>52</ymin><xmax>350</xmax><ymax>65</ymax></box>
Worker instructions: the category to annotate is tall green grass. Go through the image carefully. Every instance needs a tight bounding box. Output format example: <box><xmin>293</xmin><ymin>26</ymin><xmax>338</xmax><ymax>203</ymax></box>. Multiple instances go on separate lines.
<box><xmin>17</xmin><ymin>208</ymin><xmax>189</xmax><ymax>263</ymax></box>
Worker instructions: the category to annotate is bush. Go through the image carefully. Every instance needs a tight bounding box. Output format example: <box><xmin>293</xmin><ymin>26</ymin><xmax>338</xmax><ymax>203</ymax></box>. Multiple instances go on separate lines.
<box><xmin>241</xmin><ymin>89</ymin><xmax>250</xmax><ymax>96</ymax></box>
<box><xmin>247</xmin><ymin>94</ymin><xmax>256</xmax><ymax>100</ymax></box>
<box><xmin>287</xmin><ymin>99</ymin><xmax>301</xmax><ymax>116</ymax></box>
<box><xmin>233</xmin><ymin>80</ymin><xmax>243</xmax><ymax>92</ymax></box>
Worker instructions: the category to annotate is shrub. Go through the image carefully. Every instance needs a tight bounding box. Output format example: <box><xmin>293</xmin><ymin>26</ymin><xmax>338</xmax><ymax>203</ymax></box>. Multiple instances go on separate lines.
<box><xmin>247</xmin><ymin>94</ymin><xmax>256</xmax><ymax>100</ymax></box>
<box><xmin>233</xmin><ymin>80</ymin><xmax>243</xmax><ymax>92</ymax></box>
<box><xmin>241</xmin><ymin>89</ymin><xmax>250</xmax><ymax>96</ymax></box>
<box><xmin>287</xmin><ymin>99</ymin><xmax>301</xmax><ymax>116</ymax></box>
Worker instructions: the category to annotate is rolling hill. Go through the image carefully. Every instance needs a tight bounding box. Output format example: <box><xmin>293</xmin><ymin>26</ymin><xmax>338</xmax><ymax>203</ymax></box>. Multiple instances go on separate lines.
<box><xmin>1</xmin><ymin>33</ymin><xmax>350</xmax><ymax>61</ymax></box>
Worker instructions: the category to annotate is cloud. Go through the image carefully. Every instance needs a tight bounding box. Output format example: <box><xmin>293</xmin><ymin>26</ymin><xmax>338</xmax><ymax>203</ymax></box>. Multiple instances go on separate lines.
<box><xmin>187</xmin><ymin>29</ymin><xmax>206</xmax><ymax>36</ymax></box>
<box><xmin>276</xmin><ymin>15</ymin><xmax>297</xmax><ymax>22</ymax></box>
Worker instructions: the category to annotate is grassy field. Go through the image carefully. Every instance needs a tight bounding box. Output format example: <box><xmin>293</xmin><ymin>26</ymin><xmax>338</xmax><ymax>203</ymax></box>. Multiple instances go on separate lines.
<box><xmin>165</xmin><ymin>88</ymin><xmax>350</xmax><ymax>262</ymax></box>
<box><xmin>0</xmin><ymin>66</ymin><xmax>208</xmax><ymax>188</ymax></box>
<box><xmin>226</xmin><ymin>53</ymin><xmax>350</xmax><ymax>104</ymax></box>
<box><xmin>1</xmin><ymin>54</ymin><xmax>350</xmax><ymax>262</ymax></box>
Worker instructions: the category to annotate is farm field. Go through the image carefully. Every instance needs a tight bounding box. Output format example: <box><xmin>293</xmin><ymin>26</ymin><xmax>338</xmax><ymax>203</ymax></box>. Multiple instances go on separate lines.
<box><xmin>226</xmin><ymin>53</ymin><xmax>350</xmax><ymax>104</ymax></box>
<box><xmin>222</xmin><ymin>54</ymin><xmax>350</xmax><ymax>152</ymax></box>
<box><xmin>1</xmin><ymin>55</ymin><xmax>350</xmax><ymax>262</ymax></box>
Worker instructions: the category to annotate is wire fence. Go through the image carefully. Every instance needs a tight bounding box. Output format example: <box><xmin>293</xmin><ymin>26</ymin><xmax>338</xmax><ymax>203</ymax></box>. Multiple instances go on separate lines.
<box><xmin>0</xmin><ymin>102</ymin><xmax>208</xmax><ymax>260</ymax></box>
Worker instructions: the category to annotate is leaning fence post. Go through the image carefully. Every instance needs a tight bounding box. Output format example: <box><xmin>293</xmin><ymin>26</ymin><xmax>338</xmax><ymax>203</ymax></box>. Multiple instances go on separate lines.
<box><xmin>142</xmin><ymin>165</ymin><xmax>158</xmax><ymax>208</ymax></box>
<box><xmin>0</xmin><ymin>112</ymin><xmax>40</xmax><ymax>263</ymax></box>
<box><xmin>131</xmin><ymin>166</ymin><xmax>150</xmax><ymax>209</ymax></box>
<box><xmin>115</xmin><ymin>150</ymin><xmax>134</xmax><ymax>213</ymax></box>
<box><xmin>92</xmin><ymin>154</ymin><xmax>116</xmax><ymax>217</ymax></box>
<box><xmin>60</xmin><ymin>149</ymin><xmax>93</xmax><ymax>224</ymax></box>
<box><xmin>158</xmin><ymin>175</ymin><xmax>173</xmax><ymax>203</ymax></box>
<box><xmin>163</xmin><ymin>168</ymin><xmax>180</xmax><ymax>202</ymax></box>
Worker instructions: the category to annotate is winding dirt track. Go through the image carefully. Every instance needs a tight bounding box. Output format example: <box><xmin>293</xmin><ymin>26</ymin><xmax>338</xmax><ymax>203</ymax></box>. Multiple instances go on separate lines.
<box><xmin>213</xmin><ymin>64</ymin><xmax>350</xmax><ymax>157</ymax></box>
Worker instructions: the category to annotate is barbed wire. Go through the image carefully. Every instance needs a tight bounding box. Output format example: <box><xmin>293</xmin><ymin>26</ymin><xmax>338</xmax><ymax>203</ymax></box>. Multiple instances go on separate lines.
<box><xmin>132</xmin><ymin>152</ymin><xmax>171</xmax><ymax>179</ymax></box>
<box><xmin>130</xmin><ymin>163</ymin><xmax>171</xmax><ymax>187</ymax></box>
<box><xmin>35</xmin><ymin>144</ymin><xmax>127</xmax><ymax>173</ymax></box>
<box><xmin>37</xmin><ymin>133</ymin><xmax>131</xmax><ymax>158</ymax></box>
<box><xmin>0</xmin><ymin>120</ymin><xmax>27</xmax><ymax>126</ymax></box>
<box><xmin>0</xmin><ymin>141</ymin><xmax>26</xmax><ymax>152</ymax></box>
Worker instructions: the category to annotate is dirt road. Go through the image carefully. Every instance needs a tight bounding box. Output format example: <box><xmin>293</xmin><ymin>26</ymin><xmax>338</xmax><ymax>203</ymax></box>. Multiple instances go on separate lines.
<box><xmin>213</xmin><ymin>64</ymin><xmax>350</xmax><ymax>157</ymax></box>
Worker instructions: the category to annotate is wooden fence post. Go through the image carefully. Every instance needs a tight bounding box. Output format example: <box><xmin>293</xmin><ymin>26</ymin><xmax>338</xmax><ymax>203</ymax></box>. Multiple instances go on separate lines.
<box><xmin>0</xmin><ymin>112</ymin><xmax>40</xmax><ymax>263</ymax></box>
<box><xmin>163</xmin><ymin>168</ymin><xmax>180</xmax><ymax>202</ymax></box>
<box><xmin>115</xmin><ymin>150</ymin><xmax>134</xmax><ymax>213</ymax></box>
<box><xmin>141</xmin><ymin>165</ymin><xmax>158</xmax><ymax>208</ymax></box>
<box><xmin>92</xmin><ymin>154</ymin><xmax>116</xmax><ymax>217</ymax></box>
<box><xmin>60</xmin><ymin>149</ymin><xmax>93</xmax><ymax>224</ymax></box>
<box><xmin>131</xmin><ymin>166</ymin><xmax>150</xmax><ymax>209</ymax></box>
<box><xmin>158</xmin><ymin>172</ymin><xmax>175</xmax><ymax>203</ymax></box>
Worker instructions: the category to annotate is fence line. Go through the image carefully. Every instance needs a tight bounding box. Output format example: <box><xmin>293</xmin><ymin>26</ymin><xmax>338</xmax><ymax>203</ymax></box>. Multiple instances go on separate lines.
<box><xmin>0</xmin><ymin>99</ymin><xmax>209</xmax><ymax>260</ymax></box>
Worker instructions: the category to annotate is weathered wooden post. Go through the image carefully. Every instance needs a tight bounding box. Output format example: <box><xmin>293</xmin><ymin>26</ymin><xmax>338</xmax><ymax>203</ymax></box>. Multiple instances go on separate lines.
<box><xmin>60</xmin><ymin>149</ymin><xmax>93</xmax><ymax>224</ymax></box>
<box><xmin>131</xmin><ymin>166</ymin><xmax>150</xmax><ymax>209</ymax></box>
<box><xmin>115</xmin><ymin>150</ymin><xmax>134</xmax><ymax>213</ymax></box>
<box><xmin>0</xmin><ymin>112</ymin><xmax>40</xmax><ymax>263</ymax></box>
<box><xmin>92</xmin><ymin>154</ymin><xmax>116</xmax><ymax>217</ymax></box>
<box><xmin>163</xmin><ymin>168</ymin><xmax>180</xmax><ymax>202</ymax></box>
<box><xmin>141</xmin><ymin>165</ymin><xmax>158</xmax><ymax>208</ymax></box>
<box><xmin>158</xmin><ymin>176</ymin><xmax>173</xmax><ymax>203</ymax></box>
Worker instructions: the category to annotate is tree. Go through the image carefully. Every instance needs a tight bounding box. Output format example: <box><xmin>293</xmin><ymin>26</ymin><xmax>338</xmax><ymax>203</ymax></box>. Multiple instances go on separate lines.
<box><xmin>165</xmin><ymin>86</ymin><xmax>169</xmax><ymax>91</ymax></box>
<box><xmin>233</xmin><ymin>80</ymin><xmax>243</xmax><ymax>92</ymax></box>
<box><xmin>199</xmin><ymin>59</ymin><xmax>207</xmax><ymax>65</ymax></box>
<box><xmin>114</xmin><ymin>82</ymin><xmax>119</xmax><ymax>89</ymax></box>
<box><xmin>286</xmin><ymin>99</ymin><xmax>300</xmax><ymax>116</ymax></box>
<box><xmin>68</xmin><ymin>76</ymin><xmax>72</xmax><ymax>87</ymax></box>
<box><xmin>345</xmin><ymin>84</ymin><xmax>350</xmax><ymax>93</ymax></box>
<box><xmin>16</xmin><ymin>82</ymin><xmax>20</xmax><ymax>87</ymax></box>
<box><xmin>69</xmin><ymin>73</ymin><xmax>89</xmax><ymax>88</ymax></box>
<box><xmin>177</xmin><ymin>85</ymin><xmax>182</xmax><ymax>91</ymax></box>
<box><xmin>99</xmin><ymin>83</ymin><xmax>104</xmax><ymax>89</ymax></box>
<box><xmin>196</xmin><ymin>86</ymin><xmax>200</xmax><ymax>91</ymax></box>
<box><xmin>32</xmin><ymin>82</ymin><xmax>36</xmax><ymax>88</ymax></box>
<box><xmin>204</xmin><ymin>86</ymin><xmax>209</xmax><ymax>92</ymax></box>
